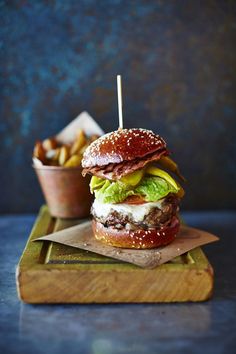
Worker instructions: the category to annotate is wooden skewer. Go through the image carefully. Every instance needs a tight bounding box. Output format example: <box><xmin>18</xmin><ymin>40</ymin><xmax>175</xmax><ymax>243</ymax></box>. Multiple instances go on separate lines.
<box><xmin>117</xmin><ymin>75</ymin><xmax>123</xmax><ymax>129</ymax></box>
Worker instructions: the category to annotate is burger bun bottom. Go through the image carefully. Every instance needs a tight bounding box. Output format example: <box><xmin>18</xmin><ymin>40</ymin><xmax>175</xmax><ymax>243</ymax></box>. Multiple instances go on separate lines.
<box><xmin>92</xmin><ymin>216</ymin><xmax>180</xmax><ymax>249</ymax></box>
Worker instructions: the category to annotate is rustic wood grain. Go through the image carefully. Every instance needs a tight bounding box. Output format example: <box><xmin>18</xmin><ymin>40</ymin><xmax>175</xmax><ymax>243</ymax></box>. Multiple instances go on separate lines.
<box><xmin>16</xmin><ymin>206</ymin><xmax>214</xmax><ymax>303</ymax></box>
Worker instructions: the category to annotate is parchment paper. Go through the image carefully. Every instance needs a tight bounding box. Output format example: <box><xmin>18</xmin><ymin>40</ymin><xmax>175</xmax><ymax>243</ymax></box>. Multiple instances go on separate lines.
<box><xmin>56</xmin><ymin>111</ymin><xmax>105</xmax><ymax>144</ymax></box>
<box><xmin>35</xmin><ymin>222</ymin><xmax>219</xmax><ymax>269</ymax></box>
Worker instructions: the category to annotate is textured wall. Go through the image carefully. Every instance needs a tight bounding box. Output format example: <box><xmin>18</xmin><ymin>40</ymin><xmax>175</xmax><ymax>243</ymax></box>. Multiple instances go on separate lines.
<box><xmin>1</xmin><ymin>0</ymin><xmax>236</xmax><ymax>213</ymax></box>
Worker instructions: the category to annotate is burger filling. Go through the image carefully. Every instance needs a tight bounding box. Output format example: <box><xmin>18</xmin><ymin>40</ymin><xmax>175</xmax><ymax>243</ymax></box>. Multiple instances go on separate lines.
<box><xmin>91</xmin><ymin>195</ymin><xmax>179</xmax><ymax>230</ymax></box>
<box><xmin>89</xmin><ymin>162</ymin><xmax>184</xmax><ymax>232</ymax></box>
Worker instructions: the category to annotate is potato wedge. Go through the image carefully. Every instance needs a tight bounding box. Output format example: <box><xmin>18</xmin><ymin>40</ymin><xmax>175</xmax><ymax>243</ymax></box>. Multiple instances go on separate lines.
<box><xmin>33</xmin><ymin>141</ymin><xmax>47</xmax><ymax>164</ymax></box>
<box><xmin>64</xmin><ymin>154</ymin><xmax>82</xmax><ymax>167</ymax></box>
<box><xmin>46</xmin><ymin>148</ymin><xmax>58</xmax><ymax>159</ymax></box>
<box><xmin>58</xmin><ymin>146</ymin><xmax>70</xmax><ymax>166</ymax></box>
<box><xmin>70</xmin><ymin>129</ymin><xmax>87</xmax><ymax>155</ymax></box>
<box><xmin>46</xmin><ymin>148</ymin><xmax>61</xmax><ymax>165</ymax></box>
<box><xmin>42</xmin><ymin>137</ymin><xmax>58</xmax><ymax>151</ymax></box>
<box><xmin>33</xmin><ymin>129</ymin><xmax>99</xmax><ymax>167</ymax></box>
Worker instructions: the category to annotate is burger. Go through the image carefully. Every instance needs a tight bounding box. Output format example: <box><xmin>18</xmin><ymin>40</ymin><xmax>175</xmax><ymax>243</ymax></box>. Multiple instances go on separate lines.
<box><xmin>82</xmin><ymin>128</ymin><xmax>185</xmax><ymax>249</ymax></box>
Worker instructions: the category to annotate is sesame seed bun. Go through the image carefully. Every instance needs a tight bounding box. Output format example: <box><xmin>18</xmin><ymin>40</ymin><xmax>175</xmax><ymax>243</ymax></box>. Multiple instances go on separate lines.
<box><xmin>82</xmin><ymin>128</ymin><xmax>167</xmax><ymax>168</ymax></box>
<box><xmin>92</xmin><ymin>216</ymin><xmax>180</xmax><ymax>249</ymax></box>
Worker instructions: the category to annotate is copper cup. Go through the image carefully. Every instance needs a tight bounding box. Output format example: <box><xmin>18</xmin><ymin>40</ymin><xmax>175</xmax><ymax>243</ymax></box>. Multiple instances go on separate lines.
<box><xmin>33</xmin><ymin>165</ymin><xmax>93</xmax><ymax>218</ymax></box>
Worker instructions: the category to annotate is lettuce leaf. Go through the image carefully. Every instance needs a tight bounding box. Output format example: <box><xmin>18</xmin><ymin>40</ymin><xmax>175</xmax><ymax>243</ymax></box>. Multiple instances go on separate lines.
<box><xmin>135</xmin><ymin>176</ymin><xmax>179</xmax><ymax>202</ymax></box>
<box><xmin>90</xmin><ymin>176</ymin><xmax>106</xmax><ymax>193</ymax></box>
<box><xmin>94</xmin><ymin>180</ymin><xmax>135</xmax><ymax>204</ymax></box>
<box><xmin>92</xmin><ymin>175</ymin><xmax>179</xmax><ymax>204</ymax></box>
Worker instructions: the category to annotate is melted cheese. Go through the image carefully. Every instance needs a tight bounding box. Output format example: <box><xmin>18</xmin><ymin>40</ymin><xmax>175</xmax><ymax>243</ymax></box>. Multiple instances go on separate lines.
<box><xmin>92</xmin><ymin>199</ymin><xmax>164</xmax><ymax>222</ymax></box>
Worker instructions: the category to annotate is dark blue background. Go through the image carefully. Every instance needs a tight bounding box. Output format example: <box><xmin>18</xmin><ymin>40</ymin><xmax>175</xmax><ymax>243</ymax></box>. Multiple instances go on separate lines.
<box><xmin>1</xmin><ymin>0</ymin><xmax>236</xmax><ymax>213</ymax></box>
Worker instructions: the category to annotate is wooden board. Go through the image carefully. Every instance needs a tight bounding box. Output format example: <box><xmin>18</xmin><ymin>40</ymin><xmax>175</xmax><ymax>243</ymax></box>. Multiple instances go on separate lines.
<box><xmin>16</xmin><ymin>206</ymin><xmax>214</xmax><ymax>303</ymax></box>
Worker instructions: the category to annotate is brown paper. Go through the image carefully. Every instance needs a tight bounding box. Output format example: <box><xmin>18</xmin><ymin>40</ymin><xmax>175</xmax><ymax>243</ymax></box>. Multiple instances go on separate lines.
<box><xmin>56</xmin><ymin>111</ymin><xmax>105</xmax><ymax>144</ymax></box>
<box><xmin>35</xmin><ymin>222</ymin><xmax>219</xmax><ymax>269</ymax></box>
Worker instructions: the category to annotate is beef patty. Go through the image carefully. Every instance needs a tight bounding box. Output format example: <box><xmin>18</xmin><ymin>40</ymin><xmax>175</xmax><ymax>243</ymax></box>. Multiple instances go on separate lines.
<box><xmin>91</xmin><ymin>195</ymin><xmax>179</xmax><ymax>230</ymax></box>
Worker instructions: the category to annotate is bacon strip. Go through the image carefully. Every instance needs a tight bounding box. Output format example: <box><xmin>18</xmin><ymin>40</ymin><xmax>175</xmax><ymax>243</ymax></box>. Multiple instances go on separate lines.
<box><xmin>82</xmin><ymin>149</ymin><xmax>168</xmax><ymax>180</ymax></box>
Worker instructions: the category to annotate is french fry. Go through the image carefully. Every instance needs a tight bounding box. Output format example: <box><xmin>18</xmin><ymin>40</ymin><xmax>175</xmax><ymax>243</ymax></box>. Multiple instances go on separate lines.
<box><xmin>33</xmin><ymin>141</ymin><xmax>47</xmax><ymax>164</ymax></box>
<box><xmin>42</xmin><ymin>137</ymin><xmax>58</xmax><ymax>151</ymax></box>
<box><xmin>70</xmin><ymin>129</ymin><xmax>87</xmax><ymax>155</ymax></box>
<box><xmin>58</xmin><ymin>146</ymin><xmax>70</xmax><ymax>166</ymax></box>
<box><xmin>64</xmin><ymin>154</ymin><xmax>82</xmax><ymax>167</ymax></box>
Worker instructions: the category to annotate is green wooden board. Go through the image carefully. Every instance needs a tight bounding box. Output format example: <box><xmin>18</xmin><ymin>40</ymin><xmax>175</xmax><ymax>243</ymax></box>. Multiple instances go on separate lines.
<box><xmin>16</xmin><ymin>206</ymin><xmax>214</xmax><ymax>303</ymax></box>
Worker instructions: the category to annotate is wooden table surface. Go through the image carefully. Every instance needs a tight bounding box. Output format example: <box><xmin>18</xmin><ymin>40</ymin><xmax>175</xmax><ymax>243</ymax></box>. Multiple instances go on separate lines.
<box><xmin>0</xmin><ymin>211</ymin><xmax>235</xmax><ymax>354</ymax></box>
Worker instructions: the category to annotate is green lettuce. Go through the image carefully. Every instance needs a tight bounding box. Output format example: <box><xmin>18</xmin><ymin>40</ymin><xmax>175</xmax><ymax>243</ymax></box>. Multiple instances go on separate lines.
<box><xmin>92</xmin><ymin>176</ymin><xmax>179</xmax><ymax>204</ymax></box>
<box><xmin>90</xmin><ymin>176</ymin><xmax>106</xmax><ymax>193</ymax></box>
<box><xmin>94</xmin><ymin>180</ymin><xmax>135</xmax><ymax>204</ymax></box>
<box><xmin>135</xmin><ymin>176</ymin><xmax>179</xmax><ymax>202</ymax></box>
